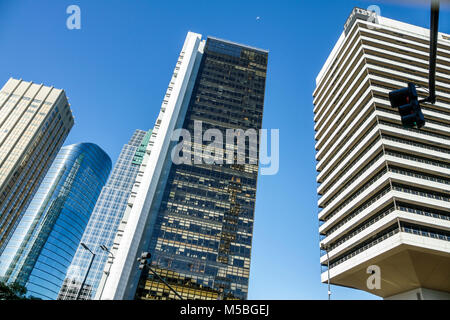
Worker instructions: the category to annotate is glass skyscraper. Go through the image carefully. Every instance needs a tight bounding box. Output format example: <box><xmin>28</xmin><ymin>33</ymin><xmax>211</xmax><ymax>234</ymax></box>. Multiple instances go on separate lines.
<box><xmin>0</xmin><ymin>78</ymin><xmax>74</xmax><ymax>252</ymax></box>
<box><xmin>100</xmin><ymin>32</ymin><xmax>268</xmax><ymax>300</ymax></box>
<box><xmin>0</xmin><ymin>143</ymin><xmax>111</xmax><ymax>300</ymax></box>
<box><xmin>58</xmin><ymin>130</ymin><xmax>151</xmax><ymax>300</ymax></box>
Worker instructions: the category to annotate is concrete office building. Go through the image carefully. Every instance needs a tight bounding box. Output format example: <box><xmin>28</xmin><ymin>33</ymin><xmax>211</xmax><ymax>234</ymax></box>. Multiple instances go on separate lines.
<box><xmin>0</xmin><ymin>143</ymin><xmax>111</xmax><ymax>299</ymax></box>
<box><xmin>314</xmin><ymin>8</ymin><xmax>450</xmax><ymax>299</ymax></box>
<box><xmin>58</xmin><ymin>130</ymin><xmax>151</xmax><ymax>300</ymax></box>
<box><xmin>0</xmin><ymin>78</ymin><xmax>74</xmax><ymax>251</ymax></box>
<box><xmin>99</xmin><ymin>32</ymin><xmax>268</xmax><ymax>300</ymax></box>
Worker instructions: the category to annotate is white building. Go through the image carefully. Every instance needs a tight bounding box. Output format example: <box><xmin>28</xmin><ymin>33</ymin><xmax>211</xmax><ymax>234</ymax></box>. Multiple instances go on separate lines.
<box><xmin>98</xmin><ymin>32</ymin><xmax>206</xmax><ymax>300</ymax></box>
<box><xmin>314</xmin><ymin>8</ymin><xmax>450</xmax><ymax>300</ymax></box>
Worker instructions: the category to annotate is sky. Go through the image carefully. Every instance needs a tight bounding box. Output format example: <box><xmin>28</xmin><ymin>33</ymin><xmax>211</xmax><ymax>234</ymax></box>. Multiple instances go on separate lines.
<box><xmin>0</xmin><ymin>0</ymin><xmax>449</xmax><ymax>300</ymax></box>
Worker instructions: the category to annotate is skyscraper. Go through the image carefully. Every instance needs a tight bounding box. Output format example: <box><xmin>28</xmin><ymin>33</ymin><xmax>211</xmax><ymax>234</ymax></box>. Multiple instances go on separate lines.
<box><xmin>100</xmin><ymin>32</ymin><xmax>268</xmax><ymax>300</ymax></box>
<box><xmin>0</xmin><ymin>78</ymin><xmax>74</xmax><ymax>251</ymax></box>
<box><xmin>314</xmin><ymin>8</ymin><xmax>450</xmax><ymax>300</ymax></box>
<box><xmin>58</xmin><ymin>130</ymin><xmax>151</xmax><ymax>300</ymax></box>
<box><xmin>0</xmin><ymin>143</ymin><xmax>111</xmax><ymax>300</ymax></box>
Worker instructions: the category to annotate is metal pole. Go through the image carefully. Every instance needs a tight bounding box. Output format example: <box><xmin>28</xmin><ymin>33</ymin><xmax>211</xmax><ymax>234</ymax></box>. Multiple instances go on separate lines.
<box><xmin>98</xmin><ymin>245</ymin><xmax>114</xmax><ymax>300</ymax></box>
<box><xmin>428</xmin><ymin>0</ymin><xmax>440</xmax><ymax>104</ymax></box>
<box><xmin>98</xmin><ymin>257</ymin><xmax>113</xmax><ymax>300</ymax></box>
<box><xmin>326</xmin><ymin>249</ymin><xmax>331</xmax><ymax>300</ymax></box>
<box><xmin>76</xmin><ymin>243</ymin><xmax>95</xmax><ymax>300</ymax></box>
<box><xmin>321</xmin><ymin>243</ymin><xmax>331</xmax><ymax>300</ymax></box>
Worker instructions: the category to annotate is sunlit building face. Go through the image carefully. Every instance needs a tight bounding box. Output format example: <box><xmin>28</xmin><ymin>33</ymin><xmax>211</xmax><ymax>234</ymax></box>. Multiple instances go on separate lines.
<box><xmin>0</xmin><ymin>78</ymin><xmax>74</xmax><ymax>253</ymax></box>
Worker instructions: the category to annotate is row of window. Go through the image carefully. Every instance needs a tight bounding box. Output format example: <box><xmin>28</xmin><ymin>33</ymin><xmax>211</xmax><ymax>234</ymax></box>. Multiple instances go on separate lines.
<box><xmin>325</xmin><ymin>201</ymin><xmax>450</xmax><ymax>252</ymax></box>
<box><xmin>327</xmin><ymin>223</ymin><xmax>450</xmax><ymax>270</ymax></box>
<box><xmin>322</xmin><ymin>167</ymin><xmax>387</xmax><ymax>221</ymax></box>
<box><xmin>320</xmin><ymin>150</ymin><xmax>384</xmax><ymax>208</ymax></box>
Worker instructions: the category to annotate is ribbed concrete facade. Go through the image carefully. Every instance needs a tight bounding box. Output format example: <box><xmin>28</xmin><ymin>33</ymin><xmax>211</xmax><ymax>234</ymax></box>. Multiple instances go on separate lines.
<box><xmin>314</xmin><ymin>8</ymin><xmax>450</xmax><ymax>299</ymax></box>
<box><xmin>0</xmin><ymin>78</ymin><xmax>74</xmax><ymax>252</ymax></box>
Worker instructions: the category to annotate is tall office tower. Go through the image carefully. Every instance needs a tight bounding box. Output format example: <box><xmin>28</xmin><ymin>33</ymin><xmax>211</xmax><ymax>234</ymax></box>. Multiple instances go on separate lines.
<box><xmin>58</xmin><ymin>129</ymin><xmax>151</xmax><ymax>300</ymax></box>
<box><xmin>100</xmin><ymin>32</ymin><xmax>268</xmax><ymax>300</ymax></box>
<box><xmin>314</xmin><ymin>8</ymin><xmax>450</xmax><ymax>300</ymax></box>
<box><xmin>0</xmin><ymin>78</ymin><xmax>74</xmax><ymax>251</ymax></box>
<box><xmin>0</xmin><ymin>143</ymin><xmax>111</xmax><ymax>300</ymax></box>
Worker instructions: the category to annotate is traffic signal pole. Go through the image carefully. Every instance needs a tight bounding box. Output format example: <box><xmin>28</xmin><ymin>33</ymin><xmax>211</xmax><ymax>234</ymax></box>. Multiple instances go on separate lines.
<box><xmin>136</xmin><ymin>252</ymin><xmax>184</xmax><ymax>300</ymax></box>
<box><xmin>424</xmin><ymin>0</ymin><xmax>440</xmax><ymax>104</ymax></box>
<box><xmin>145</xmin><ymin>264</ymin><xmax>184</xmax><ymax>300</ymax></box>
<box><xmin>389</xmin><ymin>0</ymin><xmax>440</xmax><ymax>129</ymax></box>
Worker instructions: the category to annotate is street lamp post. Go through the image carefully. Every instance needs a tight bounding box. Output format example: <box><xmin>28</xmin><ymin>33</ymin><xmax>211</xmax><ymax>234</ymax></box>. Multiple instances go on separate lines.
<box><xmin>428</xmin><ymin>0</ymin><xmax>440</xmax><ymax>104</ymax></box>
<box><xmin>320</xmin><ymin>243</ymin><xmax>331</xmax><ymax>300</ymax></box>
<box><xmin>76</xmin><ymin>243</ymin><xmax>95</xmax><ymax>300</ymax></box>
<box><xmin>98</xmin><ymin>244</ymin><xmax>114</xmax><ymax>300</ymax></box>
<box><xmin>326</xmin><ymin>249</ymin><xmax>331</xmax><ymax>300</ymax></box>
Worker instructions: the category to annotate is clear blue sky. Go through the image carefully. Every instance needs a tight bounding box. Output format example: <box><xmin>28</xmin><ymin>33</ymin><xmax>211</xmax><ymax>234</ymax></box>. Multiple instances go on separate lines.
<box><xmin>1</xmin><ymin>0</ymin><xmax>449</xmax><ymax>300</ymax></box>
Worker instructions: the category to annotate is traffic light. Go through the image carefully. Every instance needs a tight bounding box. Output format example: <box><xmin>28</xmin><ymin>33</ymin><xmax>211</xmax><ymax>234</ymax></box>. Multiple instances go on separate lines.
<box><xmin>141</xmin><ymin>252</ymin><xmax>151</xmax><ymax>260</ymax></box>
<box><xmin>137</xmin><ymin>252</ymin><xmax>151</xmax><ymax>269</ymax></box>
<box><xmin>388</xmin><ymin>82</ymin><xmax>425</xmax><ymax>129</ymax></box>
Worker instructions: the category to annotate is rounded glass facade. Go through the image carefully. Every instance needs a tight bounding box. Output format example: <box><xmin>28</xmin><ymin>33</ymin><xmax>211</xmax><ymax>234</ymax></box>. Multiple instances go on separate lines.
<box><xmin>0</xmin><ymin>143</ymin><xmax>111</xmax><ymax>299</ymax></box>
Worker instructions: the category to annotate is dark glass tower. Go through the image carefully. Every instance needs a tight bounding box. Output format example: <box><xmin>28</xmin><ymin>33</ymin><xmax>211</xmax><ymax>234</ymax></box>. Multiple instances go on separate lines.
<box><xmin>135</xmin><ymin>36</ymin><xmax>268</xmax><ymax>300</ymax></box>
<box><xmin>100</xmin><ymin>33</ymin><xmax>268</xmax><ymax>301</ymax></box>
